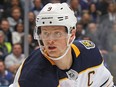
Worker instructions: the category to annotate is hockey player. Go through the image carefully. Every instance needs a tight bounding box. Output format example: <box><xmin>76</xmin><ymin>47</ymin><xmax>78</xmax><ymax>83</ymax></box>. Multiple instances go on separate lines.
<box><xmin>9</xmin><ymin>3</ymin><xmax>115</xmax><ymax>87</ymax></box>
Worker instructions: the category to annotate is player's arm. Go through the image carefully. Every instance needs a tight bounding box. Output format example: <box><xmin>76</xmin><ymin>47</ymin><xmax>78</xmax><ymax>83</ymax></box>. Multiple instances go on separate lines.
<box><xmin>92</xmin><ymin>63</ymin><xmax>115</xmax><ymax>87</ymax></box>
<box><xmin>78</xmin><ymin>40</ymin><xmax>115</xmax><ymax>86</ymax></box>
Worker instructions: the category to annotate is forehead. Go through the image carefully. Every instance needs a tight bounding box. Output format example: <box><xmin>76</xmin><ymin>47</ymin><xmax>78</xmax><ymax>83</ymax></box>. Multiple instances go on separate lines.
<box><xmin>13</xmin><ymin>44</ymin><xmax>21</xmax><ymax>48</ymax></box>
<box><xmin>41</xmin><ymin>26</ymin><xmax>66</xmax><ymax>31</ymax></box>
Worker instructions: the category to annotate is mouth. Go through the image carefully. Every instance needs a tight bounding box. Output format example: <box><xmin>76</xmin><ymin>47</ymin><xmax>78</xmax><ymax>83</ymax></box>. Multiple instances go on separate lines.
<box><xmin>48</xmin><ymin>46</ymin><xmax>57</xmax><ymax>50</ymax></box>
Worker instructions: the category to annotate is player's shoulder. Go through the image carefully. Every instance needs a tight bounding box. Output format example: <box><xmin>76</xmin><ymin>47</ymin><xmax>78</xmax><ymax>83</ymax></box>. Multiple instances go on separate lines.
<box><xmin>23</xmin><ymin>48</ymin><xmax>50</xmax><ymax>69</ymax></box>
<box><xmin>18</xmin><ymin>47</ymin><xmax>58</xmax><ymax>87</ymax></box>
<box><xmin>73</xmin><ymin>40</ymin><xmax>101</xmax><ymax>56</ymax></box>
<box><xmin>73</xmin><ymin>40</ymin><xmax>96</xmax><ymax>51</ymax></box>
<box><xmin>24</xmin><ymin>48</ymin><xmax>42</xmax><ymax>64</ymax></box>
<box><xmin>19</xmin><ymin>48</ymin><xmax>47</xmax><ymax>75</ymax></box>
<box><xmin>73</xmin><ymin>40</ymin><xmax>101</xmax><ymax>58</ymax></box>
<box><xmin>72</xmin><ymin>40</ymin><xmax>103</xmax><ymax>72</ymax></box>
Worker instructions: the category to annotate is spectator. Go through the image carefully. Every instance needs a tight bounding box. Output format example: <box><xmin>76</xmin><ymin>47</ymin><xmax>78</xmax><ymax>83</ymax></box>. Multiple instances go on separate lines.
<box><xmin>28</xmin><ymin>34</ymin><xmax>36</xmax><ymax>54</ymax></box>
<box><xmin>107</xmin><ymin>2</ymin><xmax>116</xmax><ymax>22</ymax></box>
<box><xmin>28</xmin><ymin>11</ymin><xmax>35</xmax><ymax>36</ymax></box>
<box><xmin>7</xmin><ymin>6</ymin><xmax>23</xmax><ymax>31</ymax></box>
<box><xmin>12</xmin><ymin>23</ymin><xmax>24</xmax><ymax>44</ymax></box>
<box><xmin>31</xmin><ymin>0</ymin><xmax>43</xmax><ymax>16</ymax></box>
<box><xmin>0</xmin><ymin>31</ymin><xmax>12</xmax><ymax>61</ymax></box>
<box><xmin>80</xmin><ymin>12</ymin><xmax>92</xmax><ymax>29</ymax></box>
<box><xmin>5</xmin><ymin>43</ymin><xmax>25</xmax><ymax>74</ymax></box>
<box><xmin>68</xmin><ymin>0</ymin><xmax>82</xmax><ymax>20</ymax></box>
<box><xmin>80</xmin><ymin>0</ymin><xmax>95</xmax><ymax>10</ymax></box>
<box><xmin>0</xmin><ymin>60</ymin><xmax>14</xmax><ymax>86</ymax></box>
<box><xmin>88</xmin><ymin>3</ymin><xmax>101</xmax><ymax>23</ymax></box>
<box><xmin>3</xmin><ymin>0</ymin><xmax>23</xmax><ymax>18</ymax></box>
<box><xmin>85</xmin><ymin>22</ymin><xmax>100</xmax><ymax>46</ymax></box>
<box><xmin>75</xmin><ymin>22</ymin><xmax>85</xmax><ymax>40</ymax></box>
<box><xmin>97</xmin><ymin>0</ymin><xmax>109</xmax><ymax>16</ymax></box>
<box><xmin>0</xmin><ymin>19</ymin><xmax>12</xmax><ymax>44</ymax></box>
<box><xmin>100</xmin><ymin>2</ymin><xmax>116</xmax><ymax>24</ymax></box>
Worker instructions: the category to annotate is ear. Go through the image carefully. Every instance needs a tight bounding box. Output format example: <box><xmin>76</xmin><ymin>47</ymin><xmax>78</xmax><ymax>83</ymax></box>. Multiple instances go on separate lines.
<box><xmin>69</xmin><ymin>29</ymin><xmax>76</xmax><ymax>42</ymax></box>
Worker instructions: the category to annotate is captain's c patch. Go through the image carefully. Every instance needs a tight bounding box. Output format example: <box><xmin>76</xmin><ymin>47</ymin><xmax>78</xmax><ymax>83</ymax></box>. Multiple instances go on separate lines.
<box><xmin>79</xmin><ymin>40</ymin><xmax>95</xmax><ymax>49</ymax></box>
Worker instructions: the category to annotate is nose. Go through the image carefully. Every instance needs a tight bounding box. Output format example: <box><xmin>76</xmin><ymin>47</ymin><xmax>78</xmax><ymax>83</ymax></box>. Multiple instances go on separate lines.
<box><xmin>47</xmin><ymin>39</ymin><xmax>55</xmax><ymax>44</ymax></box>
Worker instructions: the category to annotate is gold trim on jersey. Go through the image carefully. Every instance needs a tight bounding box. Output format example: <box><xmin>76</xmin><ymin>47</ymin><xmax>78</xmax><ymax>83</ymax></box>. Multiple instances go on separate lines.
<box><xmin>59</xmin><ymin>78</ymin><xmax>68</xmax><ymax>82</ymax></box>
<box><xmin>43</xmin><ymin>50</ymin><xmax>55</xmax><ymax>65</ymax></box>
<box><xmin>79</xmin><ymin>62</ymin><xmax>103</xmax><ymax>74</ymax></box>
<box><xmin>57</xmin><ymin>83</ymin><xmax>60</xmax><ymax>87</ymax></box>
<box><xmin>17</xmin><ymin>60</ymin><xmax>26</xmax><ymax>87</ymax></box>
<box><xmin>71</xmin><ymin>44</ymin><xmax>80</xmax><ymax>57</ymax></box>
<box><xmin>58</xmin><ymin>62</ymin><xmax>104</xmax><ymax>87</ymax></box>
<box><xmin>45</xmin><ymin>56</ymin><xmax>55</xmax><ymax>65</ymax></box>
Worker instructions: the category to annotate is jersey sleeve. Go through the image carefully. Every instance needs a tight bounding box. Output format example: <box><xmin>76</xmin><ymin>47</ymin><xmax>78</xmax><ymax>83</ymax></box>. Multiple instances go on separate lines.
<box><xmin>73</xmin><ymin>40</ymin><xmax>103</xmax><ymax>72</ymax></box>
<box><xmin>73</xmin><ymin>40</ymin><xmax>115</xmax><ymax>86</ymax></box>
<box><xmin>91</xmin><ymin>63</ymin><xmax>114</xmax><ymax>87</ymax></box>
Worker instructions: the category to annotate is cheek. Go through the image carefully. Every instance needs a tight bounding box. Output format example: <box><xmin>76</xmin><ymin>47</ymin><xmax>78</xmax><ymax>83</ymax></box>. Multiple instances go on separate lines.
<box><xmin>42</xmin><ymin>40</ymin><xmax>47</xmax><ymax>46</ymax></box>
<box><xmin>58</xmin><ymin>39</ymin><xmax>68</xmax><ymax>48</ymax></box>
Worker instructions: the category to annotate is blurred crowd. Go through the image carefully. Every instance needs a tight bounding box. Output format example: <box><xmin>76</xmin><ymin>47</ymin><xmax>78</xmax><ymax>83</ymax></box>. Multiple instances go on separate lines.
<box><xmin>0</xmin><ymin>0</ymin><xmax>116</xmax><ymax>86</ymax></box>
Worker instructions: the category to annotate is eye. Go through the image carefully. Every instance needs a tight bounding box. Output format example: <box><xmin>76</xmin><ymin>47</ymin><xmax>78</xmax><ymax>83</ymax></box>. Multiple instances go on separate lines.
<box><xmin>43</xmin><ymin>32</ymin><xmax>49</xmax><ymax>37</ymax></box>
<box><xmin>55</xmin><ymin>32</ymin><xmax>62</xmax><ymax>37</ymax></box>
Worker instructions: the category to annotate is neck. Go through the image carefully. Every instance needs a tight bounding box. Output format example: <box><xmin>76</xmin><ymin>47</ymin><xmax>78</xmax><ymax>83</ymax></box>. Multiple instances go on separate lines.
<box><xmin>53</xmin><ymin>47</ymin><xmax>72</xmax><ymax>70</ymax></box>
<box><xmin>14</xmin><ymin>54</ymin><xmax>20</xmax><ymax>58</ymax></box>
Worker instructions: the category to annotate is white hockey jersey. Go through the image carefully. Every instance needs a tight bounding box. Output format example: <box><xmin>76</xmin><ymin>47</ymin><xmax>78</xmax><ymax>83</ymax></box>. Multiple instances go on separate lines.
<box><xmin>10</xmin><ymin>40</ymin><xmax>115</xmax><ymax>87</ymax></box>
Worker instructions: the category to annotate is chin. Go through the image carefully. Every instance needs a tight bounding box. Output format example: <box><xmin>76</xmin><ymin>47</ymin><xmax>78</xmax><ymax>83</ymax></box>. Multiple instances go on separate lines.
<box><xmin>48</xmin><ymin>51</ymin><xmax>60</xmax><ymax>58</ymax></box>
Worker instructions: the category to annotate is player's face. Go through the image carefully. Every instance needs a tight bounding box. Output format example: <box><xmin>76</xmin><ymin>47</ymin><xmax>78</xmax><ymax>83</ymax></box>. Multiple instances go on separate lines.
<box><xmin>40</xmin><ymin>26</ymin><xmax>69</xmax><ymax>58</ymax></box>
